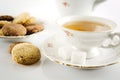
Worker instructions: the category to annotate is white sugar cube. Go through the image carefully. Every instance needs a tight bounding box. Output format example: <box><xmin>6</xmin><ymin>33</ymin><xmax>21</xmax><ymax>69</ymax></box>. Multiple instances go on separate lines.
<box><xmin>58</xmin><ymin>46</ymin><xmax>75</xmax><ymax>60</ymax></box>
<box><xmin>111</xmin><ymin>35</ymin><xmax>120</xmax><ymax>46</ymax></box>
<box><xmin>102</xmin><ymin>38</ymin><xmax>112</xmax><ymax>47</ymax></box>
<box><xmin>71</xmin><ymin>50</ymin><xmax>86</xmax><ymax>65</ymax></box>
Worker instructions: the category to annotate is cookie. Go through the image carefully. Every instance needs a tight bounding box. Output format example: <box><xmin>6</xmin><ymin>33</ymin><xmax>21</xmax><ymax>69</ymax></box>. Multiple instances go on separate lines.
<box><xmin>26</xmin><ymin>24</ymin><xmax>44</xmax><ymax>35</ymax></box>
<box><xmin>11</xmin><ymin>43</ymin><xmax>41</xmax><ymax>65</ymax></box>
<box><xmin>13</xmin><ymin>13</ymin><xmax>30</xmax><ymax>24</ymax></box>
<box><xmin>24</xmin><ymin>17</ymin><xmax>36</xmax><ymax>26</ymax></box>
<box><xmin>0</xmin><ymin>29</ymin><xmax>4</xmax><ymax>36</ymax></box>
<box><xmin>9</xmin><ymin>42</ymin><xmax>31</xmax><ymax>54</ymax></box>
<box><xmin>2</xmin><ymin>23</ymin><xmax>27</xmax><ymax>36</ymax></box>
<box><xmin>0</xmin><ymin>21</ymin><xmax>11</xmax><ymax>28</ymax></box>
<box><xmin>0</xmin><ymin>15</ymin><xmax>14</xmax><ymax>21</ymax></box>
<box><xmin>13</xmin><ymin>13</ymin><xmax>36</xmax><ymax>26</ymax></box>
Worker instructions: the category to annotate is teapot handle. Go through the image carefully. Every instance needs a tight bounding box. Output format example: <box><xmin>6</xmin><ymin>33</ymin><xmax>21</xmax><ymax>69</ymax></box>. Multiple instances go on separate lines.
<box><xmin>102</xmin><ymin>32</ymin><xmax>120</xmax><ymax>48</ymax></box>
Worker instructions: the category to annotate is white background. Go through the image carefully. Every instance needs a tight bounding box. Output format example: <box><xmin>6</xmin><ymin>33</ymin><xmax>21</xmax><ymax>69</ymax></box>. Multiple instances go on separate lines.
<box><xmin>0</xmin><ymin>0</ymin><xmax>120</xmax><ymax>80</ymax></box>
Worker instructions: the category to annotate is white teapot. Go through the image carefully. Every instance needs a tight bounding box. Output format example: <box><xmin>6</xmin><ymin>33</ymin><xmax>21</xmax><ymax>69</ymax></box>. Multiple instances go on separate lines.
<box><xmin>55</xmin><ymin>0</ymin><xmax>105</xmax><ymax>16</ymax></box>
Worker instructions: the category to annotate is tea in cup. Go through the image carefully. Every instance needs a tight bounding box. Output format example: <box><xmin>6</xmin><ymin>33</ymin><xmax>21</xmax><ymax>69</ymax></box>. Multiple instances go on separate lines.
<box><xmin>57</xmin><ymin>16</ymin><xmax>120</xmax><ymax>58</ymax></box>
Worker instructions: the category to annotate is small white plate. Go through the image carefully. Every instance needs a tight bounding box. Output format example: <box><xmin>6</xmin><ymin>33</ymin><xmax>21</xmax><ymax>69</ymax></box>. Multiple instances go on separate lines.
<box><xmin>0</xmin><ymin>31</ymin><xmax>43</xmax><ymax>39</ymax></box>
<box><xmin>0</xmin><ymin>19</ymin><xmax>45</xmax><ymax>40</ymax></box>
<box><xmin>0</xmin><ymin>30</ymin><xmax>45</xmax><ymax>42</ymax></box>
<box><xmin>41</xmin><ymin>33</ymin><xmax>120</xmax><ymax>69</ymax></box>
<box><xmin>0</xmin><ymin>24</ymin><xmax>46</xmax><ymax>42</ymax></box>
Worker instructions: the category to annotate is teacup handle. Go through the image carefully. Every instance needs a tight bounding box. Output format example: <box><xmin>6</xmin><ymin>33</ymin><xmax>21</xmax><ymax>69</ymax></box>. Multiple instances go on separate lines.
<box><xmin>102</xmin><ymin>32</ymin><xmax>120</xmax><ymax>48</ymax></box>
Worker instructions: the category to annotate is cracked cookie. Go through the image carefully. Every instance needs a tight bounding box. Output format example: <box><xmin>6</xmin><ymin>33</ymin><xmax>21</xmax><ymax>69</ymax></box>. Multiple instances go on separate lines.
<box><xmin>11</xmin><ymin>43</ymin><xmax>41</xmax><ymax>65</ymax></box>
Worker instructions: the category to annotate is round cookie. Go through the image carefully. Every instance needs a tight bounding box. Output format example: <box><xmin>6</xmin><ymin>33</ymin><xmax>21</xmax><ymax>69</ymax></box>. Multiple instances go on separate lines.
<box><xmin>13</xmin><ymin>13</ymin><xmax>36</xmax><ymax>26</ymax></box>
<box><xmin>0</xmin><ymin>29</ymin><xmax>4</xmax><ymax>36</ymax></box>
<box><xmin>11</xmin><ymin>43</ymin><xmax>41</xmax><ymax>65</ymax></box>
<box><xmin>0</xmin><ymin>21</ymin><xmax>11</xmax><ymax>28</ymax></box>
<box><xmin>2</xmin><ymin>23</ymin><xmax>27</xmax><ymax>36</ymax></box>
<box><xmin>0</xmin><ymin>15</ymin><xmax>14</xmax><ymax>21</ymax></box>
<box><xmin>24</xmin><ymin>17</ymin><xmax>36</xmax><ymax>26</ymax></box>
<box><xmin>26</xmin><ymin>24</ymin><xmax>44</xmax><ymax>35</ymax></box>
<box><xmin>13</xmin><ymin>13</ymin><xmax>30</xmax><ymax>24</ymax></box>
<box><xmin>9</xmin><ymin>42</ymin><xmax>31</xmax><ymax>54</ymax></box>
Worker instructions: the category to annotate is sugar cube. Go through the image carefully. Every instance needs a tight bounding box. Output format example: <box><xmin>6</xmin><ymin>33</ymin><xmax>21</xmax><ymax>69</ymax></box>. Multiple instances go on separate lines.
<box><xmin>58</xmin><ymin>46</ymin><xmax>75</xmax><ymax>60</ymax></box>
<box><xmin>71</xmin><ymin>50</ymin><xmax>86</xmax><ymax>65</ymax></box>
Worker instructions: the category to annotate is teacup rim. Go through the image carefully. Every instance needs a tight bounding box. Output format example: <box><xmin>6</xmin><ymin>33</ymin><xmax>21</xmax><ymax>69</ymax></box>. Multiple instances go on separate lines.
<box><xmin>56</xmin><ymin>15</ymin><xmax>117</xmax><ymax>33</ymax></box>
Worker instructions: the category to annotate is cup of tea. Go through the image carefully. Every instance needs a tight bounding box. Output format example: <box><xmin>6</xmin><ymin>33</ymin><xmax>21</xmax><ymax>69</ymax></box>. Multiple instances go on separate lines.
<box><xmin>57</xmin><ymin>16</ymin><xmax>120</xmax><ymax>58</ymax></box>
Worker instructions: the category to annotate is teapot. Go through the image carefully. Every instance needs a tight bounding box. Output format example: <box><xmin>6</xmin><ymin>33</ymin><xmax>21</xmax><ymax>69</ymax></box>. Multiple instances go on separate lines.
<box><xmin>55</xmin><ymin>0</ymin><xmax>106</xmax><ymax>16</ymax></box>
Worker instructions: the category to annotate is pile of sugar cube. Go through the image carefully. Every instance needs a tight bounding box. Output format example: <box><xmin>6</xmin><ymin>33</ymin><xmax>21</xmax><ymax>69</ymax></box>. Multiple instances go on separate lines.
<box><xmin>58</xmin><ymin>46</ymin><xmax>87</xmax><ymax>65</ymax></box>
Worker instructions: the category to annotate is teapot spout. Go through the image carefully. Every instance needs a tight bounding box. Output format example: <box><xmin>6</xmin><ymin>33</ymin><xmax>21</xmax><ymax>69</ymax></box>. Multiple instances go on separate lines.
<box><xmin>94</xmin><ymin>0</ymin><xmax>106</xmax><ymax>5</ymax></box>
<box><xmin>93</xmin><ymin>0</ymin><xmax>106</xmax><ymax>9</ymax></box>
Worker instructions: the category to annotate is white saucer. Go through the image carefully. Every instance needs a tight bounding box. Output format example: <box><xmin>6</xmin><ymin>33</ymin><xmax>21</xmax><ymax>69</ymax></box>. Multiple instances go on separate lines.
<box><xmin>41</xmin><ymin>33</ymin><xmax>120</xmax><ymax>69</ymax></box>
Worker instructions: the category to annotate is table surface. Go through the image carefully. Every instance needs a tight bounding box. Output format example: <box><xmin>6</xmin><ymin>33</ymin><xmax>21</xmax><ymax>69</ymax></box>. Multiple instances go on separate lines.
<box><xmin>0</xmin><ymin>0</ymin><xmax>120</xmax><ymax>80</ymax></box>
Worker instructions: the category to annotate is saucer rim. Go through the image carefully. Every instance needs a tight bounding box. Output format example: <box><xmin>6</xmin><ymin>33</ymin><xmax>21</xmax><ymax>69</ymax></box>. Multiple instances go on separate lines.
<box><xmin>41</xmin><ymin>35</ymin><xmax>120</xmax><ymax>69</ymax></box>
<box><xmin>43</xmin><ymin>50</ymin><xmax>119</xmax><ymax>69</ymax></box>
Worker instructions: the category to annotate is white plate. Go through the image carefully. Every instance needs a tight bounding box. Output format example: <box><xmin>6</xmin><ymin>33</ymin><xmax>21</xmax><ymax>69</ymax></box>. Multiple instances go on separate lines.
<box><xmin>0</xmin><ymin>20</ymin><xmax>44</xmax><ymax>40</ymax></box>
<box><xmin>41</xmin><ymin>33</ymin><xmax>120</xmax><ymax>69</ymax></box>
<box><xmin>0</xmin><ymin>31</ymin><xmax>43</xmax><ymax>39</ymax></box>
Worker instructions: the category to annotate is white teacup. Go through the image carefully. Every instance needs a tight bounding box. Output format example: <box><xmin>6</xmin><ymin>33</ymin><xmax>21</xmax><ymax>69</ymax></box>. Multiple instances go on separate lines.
<box><xmin>57</xmin><ymin>16</ymin><xmax>120</xmax><ymax>58</ymax></box>
<box><xmin>54</xmin><ymin>0</ymin><xmax>104</xmax><ymax>16</ymax></box>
